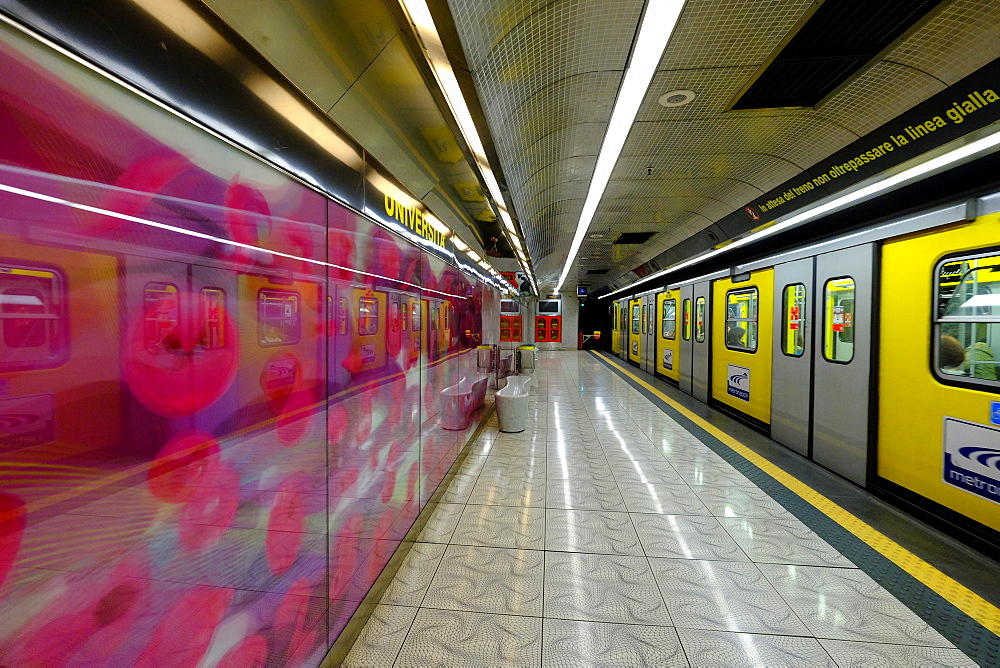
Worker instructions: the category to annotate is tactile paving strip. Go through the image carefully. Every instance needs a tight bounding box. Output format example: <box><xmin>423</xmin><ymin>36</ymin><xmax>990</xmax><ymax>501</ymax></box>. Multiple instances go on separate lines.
<box><xmin>590</xmin><ymin>350</ymin><xmax>1000</xmax><ymax>667</ymax></box>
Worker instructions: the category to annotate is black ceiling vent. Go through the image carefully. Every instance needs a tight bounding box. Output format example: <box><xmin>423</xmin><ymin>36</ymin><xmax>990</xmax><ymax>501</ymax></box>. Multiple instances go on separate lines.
<box><xmin>732</xmin><ymin>0</ymin><xmax>943</xmax><ymax>110</ymax></box>
<box><xmin>587</xmin><ymin>269</ymin><xmax>609</xmax><ymax>274</ymax></box>
<box><xmin>613</xmin><ymin>232</ymin><xmax>655</xmax><ymax>244</ymax></box>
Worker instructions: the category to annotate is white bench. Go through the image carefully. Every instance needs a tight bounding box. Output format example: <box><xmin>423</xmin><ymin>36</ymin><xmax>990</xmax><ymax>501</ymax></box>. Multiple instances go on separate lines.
<box><xmin>496</xmin><ymin>375</ymin><xmax>534</xmax><ymax>433</ymax></box>
<box><xmin>440</xmin><ymin>374</ymin><xmax>490</xmax><ymax>430</ymax></box>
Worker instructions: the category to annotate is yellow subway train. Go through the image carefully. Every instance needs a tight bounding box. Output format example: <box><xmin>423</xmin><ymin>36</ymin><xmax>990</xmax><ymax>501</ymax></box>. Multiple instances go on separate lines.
<box><xmin>611</xmin><ymin>194</ymin><xmax>1000</xmax><ymax>549</ymax></box>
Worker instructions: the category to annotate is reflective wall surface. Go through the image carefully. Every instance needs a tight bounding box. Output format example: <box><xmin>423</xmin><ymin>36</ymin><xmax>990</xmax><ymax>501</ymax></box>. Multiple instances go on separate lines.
<box><xmin>0</xmin><ymin>20</ymin><xmax>495</xmax><ymax>666</ymax></box>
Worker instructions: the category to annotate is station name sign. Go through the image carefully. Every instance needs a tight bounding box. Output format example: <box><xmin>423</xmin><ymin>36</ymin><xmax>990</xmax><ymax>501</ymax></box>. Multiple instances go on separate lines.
<box><xmin>384</xmin><ymin>194</ymin><xmax>447</xmax><ymax>248</ymax></box>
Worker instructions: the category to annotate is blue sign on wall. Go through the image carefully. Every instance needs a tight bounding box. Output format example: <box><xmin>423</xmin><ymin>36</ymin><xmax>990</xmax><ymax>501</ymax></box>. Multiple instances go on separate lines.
<box><xmin>991</xmin><ymin>401</ymin><xmax>1000</xmax><ymax>426</ymax></box>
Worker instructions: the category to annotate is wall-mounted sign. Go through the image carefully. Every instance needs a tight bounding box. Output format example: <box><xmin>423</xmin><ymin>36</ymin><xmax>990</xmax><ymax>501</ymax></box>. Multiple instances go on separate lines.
<box><xmin>383</xmin><ymin>194</ymin><xmax>446</xmax><ymax>248</ymax></box>
<box><xmin>578</xmin><ymin>286</ymin><xmax>588</xmax><ymax>296</ymax></box>
<box><xmin>727</xmin><ymin>364</ymin><xmax>750</xmax><ymax>402</ymax></box>
<box><xmin>943</xmin><ymin>417</ymin><xmax>1000</xmax><ymax>505</ymax></box>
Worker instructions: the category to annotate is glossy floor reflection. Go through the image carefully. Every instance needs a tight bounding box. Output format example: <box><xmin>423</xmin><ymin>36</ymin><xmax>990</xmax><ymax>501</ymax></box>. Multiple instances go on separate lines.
<box><xmin>345</xmin><ymin>352</ymin><xmax>976</xmax><ymax>667</ymax></box>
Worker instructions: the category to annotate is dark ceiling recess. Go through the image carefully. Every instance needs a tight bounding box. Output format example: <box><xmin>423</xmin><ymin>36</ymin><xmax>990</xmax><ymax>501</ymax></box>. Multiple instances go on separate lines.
<box><xmin>613</xmin><ymin>232</ymin><xmax>656</xmax><ymax>244</ymax></box>
<box><xmin>732</xmin><ymin>0</ymin><xmax>943</xmax><ymax>109</ymax></box>
<box><xmin>587</xmin><ymin>269</ymin><xmax>609</xmax><ymax>274</ymax></box>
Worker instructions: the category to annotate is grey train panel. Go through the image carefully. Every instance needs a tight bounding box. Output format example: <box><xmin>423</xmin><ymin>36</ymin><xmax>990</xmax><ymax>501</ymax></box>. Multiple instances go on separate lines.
<box><xmin>770</xmin><ymin>257</ymin><xmax>814</xmax><ymax>457</ymax></box>
<box><xmin>692</xmin><ymin>281</ymin><xmax>711</xmax><ymax>403</ymax></box>
<box><xmin>678</xmin><ymin>284</ymin><xmax>694</xmax><ymax>395</ymax></box>
<box><xmin>812</xmin><ymin>244</ymin><xmax>874</xmax><ymax>486</ymax></box>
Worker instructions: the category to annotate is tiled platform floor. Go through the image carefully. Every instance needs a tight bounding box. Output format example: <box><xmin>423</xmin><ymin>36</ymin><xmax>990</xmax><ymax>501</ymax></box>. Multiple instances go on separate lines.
<box><xmin>344</xmin><ymin>352</ymin><xmax>979</xmax><ymax>666</ymax></box>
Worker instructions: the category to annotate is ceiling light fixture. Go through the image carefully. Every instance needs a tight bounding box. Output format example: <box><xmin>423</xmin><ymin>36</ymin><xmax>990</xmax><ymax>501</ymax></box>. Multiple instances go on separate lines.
<box><xmin>398</xmin><ymin>0</ymin><xmax>537</xmax><ymax>293</ymax></box>
<box><xmin>658</xmin><ymin>89</ymin><xmax>696</xmax><ymax>107</ymax></box>
<box><xmin>554</xmin><ymin>0</ymin><xmax>686</xmax><ymax>293</ymax></box>
<box><xmin>600</xmin><ymin>124</ymin><xmax>1000</xmax><ymax>299</ymax></box>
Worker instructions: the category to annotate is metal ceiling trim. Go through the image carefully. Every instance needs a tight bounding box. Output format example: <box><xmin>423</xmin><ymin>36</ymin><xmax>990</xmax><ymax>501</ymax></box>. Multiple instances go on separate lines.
<box><xmin>735</xmin><ymin>200</ymin><xmax>974</xmax><ymax>273</ymax></box>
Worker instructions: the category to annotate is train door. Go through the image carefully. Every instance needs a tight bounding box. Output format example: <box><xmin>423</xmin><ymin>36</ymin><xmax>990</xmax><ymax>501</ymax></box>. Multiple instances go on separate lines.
<box><xmin>123</xmin><ymin>258</ymin><xmax>193</xmax><ymax>451</ymax></box>
<box><xmin>628</xmin><ymin>298</ymin><xmax>641</xmax><ymax>365</ymax></box>
<box><xmin>386</xmin><ymin>291</ymin><xmax>402</xmax><ymax>363</ymax></box>
<box><xmin>618</xmin><ymin>300</ymin><xmax>628</xmax><ymax>360</ymax></box>
<box><xmin>678</xmin><ymin>284</ymin><xmax>694</xmax><ymax>395</ymax></box>
<box><xmin>770</xmin><ymin>258</ymin><xmax>813</xmax><ymax>457</ymax></box>
<box><xmin>189</xmin><ymin>265</ymin><xmax>239</xmax><ymax>436</ymax></box>
<box><xmin>812</xmin><ymin>244</ymin><xmax>874</xmax><ymax>486</ymax></box>
<box><xmin>642</xmin><ymin>294</ymin><xmax>656</xmax><ymax>374</ymax></box>
<box><xmin>691</xmin><ymin>281</ymin><xmax>711</xmax><ymax>403</ymax></box>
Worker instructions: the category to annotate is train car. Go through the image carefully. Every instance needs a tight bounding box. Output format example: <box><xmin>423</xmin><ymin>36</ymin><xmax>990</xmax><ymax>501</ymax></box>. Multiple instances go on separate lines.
<box><xmin>607</xmin><ymin>193</ymin><xmax>1000</xmax><ymax>552</ymax></box>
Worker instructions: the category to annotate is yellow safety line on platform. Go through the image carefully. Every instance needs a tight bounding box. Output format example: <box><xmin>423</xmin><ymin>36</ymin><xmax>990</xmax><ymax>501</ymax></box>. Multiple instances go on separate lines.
<box><xmin>596</xmin><ymin>352</ymin><xmax>1000</xmax><ymax>636</ymax></box>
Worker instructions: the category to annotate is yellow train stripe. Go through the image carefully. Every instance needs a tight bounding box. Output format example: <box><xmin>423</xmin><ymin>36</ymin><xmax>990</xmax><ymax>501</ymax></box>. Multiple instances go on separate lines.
<box><xmin>597</xmin><ymin>352</ymin><xmax>1000</xmax><ymax>635</ymax></box>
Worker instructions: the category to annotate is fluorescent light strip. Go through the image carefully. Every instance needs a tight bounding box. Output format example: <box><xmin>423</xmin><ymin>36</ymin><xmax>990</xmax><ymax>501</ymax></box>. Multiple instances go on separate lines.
<box><xmin>1</xmin><ymin>182</ymin><xmax>471</xmax><ymax>299</ymax></box>
<box><xmin>555</xmin><ymin>0</ymin><xmax>685</xmax><ymax>293</ymax></box>
<box><xmin>399</xmin><ymin>0</ymin><xmax>536</xmax><ymax>293</ymax></box>
<box><xmin>600</xmin><ymin>125</ymin><xmax>1000</xmax><ymax>299</ymax></box>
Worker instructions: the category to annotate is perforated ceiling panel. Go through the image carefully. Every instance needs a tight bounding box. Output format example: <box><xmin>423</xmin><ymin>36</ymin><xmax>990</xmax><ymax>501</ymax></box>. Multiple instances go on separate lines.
<box><xmin>446</xmin><ymin>0</ymin><xmax>1000</xmax><ymax>289</ymax></box>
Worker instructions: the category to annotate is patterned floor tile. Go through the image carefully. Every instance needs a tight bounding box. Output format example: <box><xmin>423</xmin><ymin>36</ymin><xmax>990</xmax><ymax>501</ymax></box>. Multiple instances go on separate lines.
<box><xmin>380</xmin><ymin>542</ymin><xmax>447</xmax><ymax>607</ymax></box>
<box><xmin>676</xmin><ymin>628</ymin><xmax>836</xmax><ymax>667</ymax></box>
<box><xmin>541</xmin><ymin>619</ymin><xmax>687</xmax><ymax>667</ymax></box>
<box><xmin>480</xmin><ymin>456</ymin><xmax>547</xmax><ymax>481</ymax></box>
<box><xmin>759</xmin><ymin>564</ymin><xmax>955</xmax><ymax>647</ymax></box>
<box><xmin>416</xmin><ymin>502</ymin><xmax>465</xmax><ymax>544</ymax></box>
<box><xmin>617</xmin><ymin>482</ymin><xmax>712</xmax><ymax>515</ymax></box>
<box><xmin>438</xmin><ymin>473</ymin><xmax>478</xmax><ymax>503</ymax></box>
<box><xmin>451</xmin><ymin>504</ymin><xmax>546</xmax><ymax>549</ymax></box>
<box><xmin>546</xmin><ymin>478</ymin><xmax>626</xmax><ymax>511</ymax></box>
<box><xmin>469</xmin><ymin>475</ymin><xmax>547</xmax><ymax>507</ymax></box>
<box><xmin>672</xmin><ymin>461</ymin><xmax>753</xmax><ymax>487</ymax></box>
<box><xmin>818</xmin><ymin>639</ymin><xmax>977</xmax><ymax>667</ymax></box>
<box><xmin>546</xmin><ymin>458</ymin><xmax>615</xmax><ymax>481</ymax></box>
<box><xmin>543</xmin><ymin>552</ymin><xmax>673</xmax><ymax>625</ymax></box>
<box><xmin>649</xmin><ymin>558</ymin><xmax>810</xmax><ymax>635</ymax></box>
<box><xmin>544</xmin><ymin>509</ymin><xmax>644</xmax><ymax>555</ymax></box>
<box><xmin>395</xmin><ymin>608</ymin><xmax>541</xmax><ymax>667</ymax></box>
<box><xmin>423</xmin><ymin>545</ymin><xmax>543</xmax><ymax>616</ymax></box>
<box><xmin>342</xmin><ymin>604</ymin><xmax>417</xmax><ymax>667</ymax></box>
<box><xmin>693</xmin><ymin>485</ymin><xmax>795</xmax><ymax>520</ymax></box>
<box><xmin>718</xmin><ymin>516</ymin><xmax>856</xmax><ymax>567</ymax></box>
<box><xmin>631</xmin><ymin>513</ymin><xmax>750</xmax><ymax>561</ymax></box>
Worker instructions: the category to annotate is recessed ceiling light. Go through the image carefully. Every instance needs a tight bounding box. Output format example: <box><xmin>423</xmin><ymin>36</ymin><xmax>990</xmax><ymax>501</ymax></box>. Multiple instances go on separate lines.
<box><xmin>658</xmin><ymin>89</ymin><xmax>696</xmax><ymax>107</ymax></box>
<box><xmin>589</xmin><ymin>233</ymin><xmax>605</xmax><ymax>239</ymax></box>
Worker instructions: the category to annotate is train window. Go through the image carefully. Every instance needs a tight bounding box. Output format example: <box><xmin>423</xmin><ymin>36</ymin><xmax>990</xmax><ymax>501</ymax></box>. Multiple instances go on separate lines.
<box><xmin>935</xmin><ymin>251</ymin><xmax>1000</xmax><ymax>388</ymax></box>
<box><xmin>781</xmin><ymin>284</ymin><xmax>806</xmax><ymax>357</ymax></box>
<box><xmin>682</xmin><ymin>299</ymin><xmax>692</xmax><ymax>341</ymax></box>
<box><xmin>337</xmin><ymin>297</ymin><xmax>348</xmax><ymax>336</ymax></box>
<box><xmin>0</xmin><ymin>264</ymin><xmax>67</xmax><ymax>369</ymax></box>
<box><xmin>144</xmin><ymin>282</ymin><xmax>180</xmax><ymax>354</ymax></box>
<box><xmin>631</xmin><ymin>304</ymin><xmax>640</xmax><ymax>334</ymax></box>
<box><xmin>359</xmin><ymin>297</ymin><xmax>379</xmax><ymax>336</ymax></box>
<box><xmin>822</xmin><ymin>278</ymin><xmax>854</xmax><ymax>363</ymax></box>
<box><xmin>259</xmin><ymin>290</ymin><xmax>301</xmax><ymax>346</ymax></box>
<box><xmin>661</xmin><ymin>299</ymin><xmax>676</xmax><ymax>340</ymax></box>
<box><xmin>641</xmin><ymin>304</ymin><xmax>647</xmax><ymax>334</ymax></box>
<box><xmin>725</xmin><ymin>288</ymin><xmax>757</xmax><ymax>352</ymax></box>
<box><xmin>199</xmin><ymin>288</ymin><xmax>226</xmax><ymax>349</ymax></box>
<box><xmin>412</xmin><ymin>302</ymin><xmax>421</xmax><ymax>331</ymax></box>
<box><xmin>695</xmin><ymin>297</ymin><xmax>706</xmax><ymax>343</ymax></box>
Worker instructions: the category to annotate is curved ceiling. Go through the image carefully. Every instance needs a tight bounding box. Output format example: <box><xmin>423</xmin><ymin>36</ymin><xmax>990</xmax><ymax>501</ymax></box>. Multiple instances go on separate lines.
<box><xmin>445</xmin><ymin>0</ymin><xmax>1000</xmax><ymax>291</ymax></box>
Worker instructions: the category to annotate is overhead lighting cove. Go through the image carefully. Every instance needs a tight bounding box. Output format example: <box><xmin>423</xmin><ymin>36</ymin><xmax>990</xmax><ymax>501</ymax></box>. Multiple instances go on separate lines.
<box><xmin>554</xmin><ymin>0</ymin><xmax>686</xmax><ymax>293</ymax></box>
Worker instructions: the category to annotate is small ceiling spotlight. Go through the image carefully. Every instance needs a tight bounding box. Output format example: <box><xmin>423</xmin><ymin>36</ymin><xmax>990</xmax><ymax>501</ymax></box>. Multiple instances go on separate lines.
<box><xmin>658</xmin><ymin>89</ymin><xmax>696</xmax><ymax>107</ymax></box>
